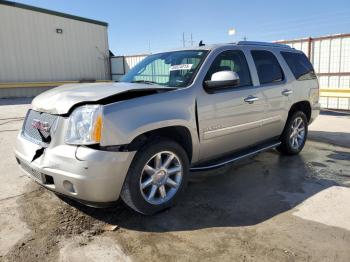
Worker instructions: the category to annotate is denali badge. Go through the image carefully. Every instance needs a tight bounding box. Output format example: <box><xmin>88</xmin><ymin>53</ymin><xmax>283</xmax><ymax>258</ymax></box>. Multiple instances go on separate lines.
<box><xmin>32</xmin><ymin>119</ymin><xmax>50</xmax><ymax>132</ymax></box>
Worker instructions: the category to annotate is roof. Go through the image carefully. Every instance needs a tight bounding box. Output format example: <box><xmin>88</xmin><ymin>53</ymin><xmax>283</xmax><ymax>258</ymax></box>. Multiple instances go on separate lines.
<box><xmin>0</xmin><ymin>0</ymin><xmax>108</xmax><ymax>26</ymax></box>
<box><xmin>150</xmin><ymin>41</ymin><xmax>292</xmax><ymax>55</ymax></box>
<box><xmin>237</xmin><ymin>41</ymin><xmax>291</xmax><ymax>49</ymax></box>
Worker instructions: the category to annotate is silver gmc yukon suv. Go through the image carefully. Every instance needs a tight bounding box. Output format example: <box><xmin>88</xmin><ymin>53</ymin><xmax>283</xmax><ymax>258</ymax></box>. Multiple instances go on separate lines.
<box><xmin>15</xmin><ymin>41</ymin><xmax>320</xmax><ymax>214</ymax></box>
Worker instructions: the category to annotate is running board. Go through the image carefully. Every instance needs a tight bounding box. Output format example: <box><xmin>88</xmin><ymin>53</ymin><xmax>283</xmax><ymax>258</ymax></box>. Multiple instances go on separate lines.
<box><xmin>190</xmin><ymin>141</ymin><xmax>281</xmax><ymax>172</ymax></box>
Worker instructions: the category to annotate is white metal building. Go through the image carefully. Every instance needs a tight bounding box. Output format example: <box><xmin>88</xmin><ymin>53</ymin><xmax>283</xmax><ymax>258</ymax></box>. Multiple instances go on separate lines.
<box><xmin>277</xmin><ymin>34</ymin><xmax>350</xmax><ymax>110</ymax></box>
<box><xmin>0</xmin><ymin>0</ymin><xmax>110</xmax><ymax>97</ymax></box>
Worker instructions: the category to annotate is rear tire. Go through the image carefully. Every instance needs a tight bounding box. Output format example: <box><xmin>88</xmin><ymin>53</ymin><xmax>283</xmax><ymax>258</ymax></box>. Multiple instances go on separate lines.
<box><xmin>120</xmin><ymin>138</ymin><xmax>189</xmax><ymax>215</ymax></box>
<box><xmin>277</xmin><ymin>111</ymin><xmax>308</xmax><ymax>155</ymax></box>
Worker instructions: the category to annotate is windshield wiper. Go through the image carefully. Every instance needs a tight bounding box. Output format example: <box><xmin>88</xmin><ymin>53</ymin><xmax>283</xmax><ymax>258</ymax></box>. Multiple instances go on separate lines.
<box><xmin>131</xmin><ymin>80</ymin><xmax>157</xmax><ymax>85</ymax></box>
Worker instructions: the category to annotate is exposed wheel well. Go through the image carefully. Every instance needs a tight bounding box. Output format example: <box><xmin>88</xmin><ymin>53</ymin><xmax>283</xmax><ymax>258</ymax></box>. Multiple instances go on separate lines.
<box><xmin>288</xmin><ymin>101</ymin><xmax>311</xmax><ymax>123</ymax></box>
<box><xmin>127</xmin><ymin>126</ymin><xmax>193</xmax><ymax>162</ymax></box>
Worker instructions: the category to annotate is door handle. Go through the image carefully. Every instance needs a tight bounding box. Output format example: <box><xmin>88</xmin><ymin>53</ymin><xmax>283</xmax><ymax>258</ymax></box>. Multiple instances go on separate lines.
<box><xmin>282</xmin><ymin>89</ymin><xmax>293</xmax><ymax>96</ymax></box>
<box><xmin>244</xmin><ymin>95</ymin><xmax>259</xmax><ymax>104</ymax></box>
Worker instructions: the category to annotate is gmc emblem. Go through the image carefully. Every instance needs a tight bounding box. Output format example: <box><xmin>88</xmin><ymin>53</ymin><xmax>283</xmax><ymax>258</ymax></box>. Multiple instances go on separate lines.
<box><xmin>32</xmin><ymin>119</ymin><xmax>50</xmax><ymax>132</ymax></box>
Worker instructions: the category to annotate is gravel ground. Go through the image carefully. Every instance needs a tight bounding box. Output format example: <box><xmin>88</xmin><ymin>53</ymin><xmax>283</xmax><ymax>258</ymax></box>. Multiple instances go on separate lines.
<box><xmin>0</xmin><ymin>99</ymin><xmax>349</xmax><ymax>262</ymax></box>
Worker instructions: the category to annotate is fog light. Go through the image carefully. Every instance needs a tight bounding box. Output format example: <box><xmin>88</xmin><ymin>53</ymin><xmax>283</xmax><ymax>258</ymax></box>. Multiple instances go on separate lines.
<box><xmin>63</xmin><ymin>180</ymin><xmax>77</xmax><ymax>194</ymax></box>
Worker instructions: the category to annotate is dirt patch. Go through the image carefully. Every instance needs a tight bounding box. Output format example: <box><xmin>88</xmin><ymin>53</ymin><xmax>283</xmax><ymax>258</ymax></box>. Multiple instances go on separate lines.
<box><xmin>3</xmin><ymin>188</ymin><xmax>106</xmax><ymax>262</ymax></box>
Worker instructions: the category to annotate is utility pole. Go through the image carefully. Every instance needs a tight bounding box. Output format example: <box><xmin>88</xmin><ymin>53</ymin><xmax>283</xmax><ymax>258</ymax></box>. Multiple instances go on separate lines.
<box><xmin>189</xmin><ymin>33</ymin><xmax>196</xmax><ymax>46</ymax></box>
<box><xmin>148</xmin><ymin>40</ymin><xmax>151</xmax><ymax>53</ymax></box>
<box><xmin>182</xmin><ymin>32</ymin><xmax>186</xmax><ymax>47</ymax></box>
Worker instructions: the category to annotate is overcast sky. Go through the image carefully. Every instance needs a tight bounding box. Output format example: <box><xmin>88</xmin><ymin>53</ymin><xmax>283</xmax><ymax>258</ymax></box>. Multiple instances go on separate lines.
<box><xmin>13</xmin><ymin>0</ymin><xmax>350</xmax><ymax>55</ymax></box>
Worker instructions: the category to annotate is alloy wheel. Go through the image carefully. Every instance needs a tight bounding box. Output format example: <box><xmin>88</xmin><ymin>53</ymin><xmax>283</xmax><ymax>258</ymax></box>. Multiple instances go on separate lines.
<box><xmin>139</xmin><ymin>151</ymin><xmax>183</xmax><ymax>205</ymax></box>
<box><xmin>289</xmin><ymin>116</ymin><xmax>305</xmax><ymax>150</ymax></box>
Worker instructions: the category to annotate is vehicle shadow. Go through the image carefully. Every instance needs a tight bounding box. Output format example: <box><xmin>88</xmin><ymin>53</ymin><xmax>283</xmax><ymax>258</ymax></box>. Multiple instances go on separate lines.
<box><xmin>0</xmin><ymin>98</ymin><xmax>33</xmax><ymax>106</ymax></box>
<box><xmin>320</xmin><ymin>109</ymin><xmax>350</xmax><ymax>117</ymax></box>
<box><xmin>309</xmin><ymin>131</ymin><xmax>350</xmax><ymax>148</ymax></box>
<box><xmin>60</xmin><ymin>149</ymin><xmax>340</xmax><ymax>233</ymax></box>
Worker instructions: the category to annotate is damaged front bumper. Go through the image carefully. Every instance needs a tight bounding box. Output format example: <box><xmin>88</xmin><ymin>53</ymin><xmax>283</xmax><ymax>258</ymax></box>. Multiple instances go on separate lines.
<box><xmin>14</xmin><ymin>133</ymin><xmax>135</xmax><ymax>205</ymax></box>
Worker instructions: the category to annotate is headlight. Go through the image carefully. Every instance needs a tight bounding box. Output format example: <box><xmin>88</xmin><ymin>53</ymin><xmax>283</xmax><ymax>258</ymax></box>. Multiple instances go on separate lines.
<box><xmin>65</xmin><ymin>105</ymin><xmax>103</xmax><ymax>145</ymax></box>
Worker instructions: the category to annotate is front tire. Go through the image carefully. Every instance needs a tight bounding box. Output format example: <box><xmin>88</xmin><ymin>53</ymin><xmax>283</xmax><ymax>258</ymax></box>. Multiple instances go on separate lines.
<box><xmin>120</xmin><ymin>138</ymin><xmax>189</xmax><ymax>215</ymax></box>
<box><xmin>277</xmin><ymin>111</ymin><xmax>308</xmax><ymax>155</ymax></box>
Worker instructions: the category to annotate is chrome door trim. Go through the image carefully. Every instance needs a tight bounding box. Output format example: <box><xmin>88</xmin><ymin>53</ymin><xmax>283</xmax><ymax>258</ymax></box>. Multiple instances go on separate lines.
<box><xmin>203</xmin><ymin>116</ymin><xmax>282</xmax><ymax>139</ymax></box>
<box><xmin>203</xmin><ymin>119</ymin><xmax>261</xmax><ymax>139</ymax></box>
<box><xmin>261</xmin><ymin>115</ymin><xmax>282</xmax><ymax>126</ymax></box>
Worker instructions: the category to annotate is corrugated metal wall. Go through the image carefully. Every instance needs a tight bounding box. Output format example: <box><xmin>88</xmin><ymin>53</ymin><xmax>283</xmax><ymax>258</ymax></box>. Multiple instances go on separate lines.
<box><xmin>125</xmin><ymin>55</ymin><xmax>147</xmax><ymax>71</ymax></box>
<box><xmin>111</xmin><ymin>54</ymin><xmax>202</xmax><ymax>84</ymax></box>
<box><xmin>111</xmin><ymin>55</ymin><xmax>147</xmax><ymax>81</ymax></box>
<box><xmin>278</xmin><ymin>34</ymin><xmax>350</xmax><ymax>110</ymax></box>
<box><xmin>0</xmin><ymin>4</ymin><xmax>110</xmax><ymax>83</ymax></box>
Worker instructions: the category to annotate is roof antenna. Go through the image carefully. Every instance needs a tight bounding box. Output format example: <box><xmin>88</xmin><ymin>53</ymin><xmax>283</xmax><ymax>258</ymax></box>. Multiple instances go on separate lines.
<box><xmin>199</xmin><ymin>40</ymin><xmax>205</xmax><ymax>47</ymax></box>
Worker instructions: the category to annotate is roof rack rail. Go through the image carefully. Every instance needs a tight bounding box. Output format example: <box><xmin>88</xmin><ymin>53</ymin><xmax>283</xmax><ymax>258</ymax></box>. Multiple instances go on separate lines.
<box><xmin>237</xmin><ymin>41</ymin><xmax>291</xmax><ymax>49</ymax></box>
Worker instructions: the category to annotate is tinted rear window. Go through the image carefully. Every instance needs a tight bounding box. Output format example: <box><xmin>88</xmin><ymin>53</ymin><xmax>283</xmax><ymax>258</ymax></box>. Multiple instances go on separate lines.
<box><xmin>281</xmin><ymin>52</ymin><xmax>317</xmax><ymax>81</ymax></box>
<box><xmin>251</xmin><ymin>50</ymin><xmax>284</xmax><ymax>85</ymax></box>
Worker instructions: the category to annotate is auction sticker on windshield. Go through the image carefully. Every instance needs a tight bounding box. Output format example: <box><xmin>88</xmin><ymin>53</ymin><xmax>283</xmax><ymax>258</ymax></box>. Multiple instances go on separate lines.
<box><xmin>169</xmin><ymin>64</ymin><xmax>193</xmax><ymax>71</ymax></box>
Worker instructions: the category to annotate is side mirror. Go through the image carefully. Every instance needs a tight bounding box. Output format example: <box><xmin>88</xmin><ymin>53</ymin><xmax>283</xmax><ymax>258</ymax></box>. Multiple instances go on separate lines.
<box><xmin>204</xmin><ymin>71</ymin><xmax>240</xmax><ymax>93</ymax></box>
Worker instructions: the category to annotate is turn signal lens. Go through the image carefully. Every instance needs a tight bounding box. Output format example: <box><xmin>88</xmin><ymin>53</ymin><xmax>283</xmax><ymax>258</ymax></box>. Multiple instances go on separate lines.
<box><xmin>92</xmin><ymin>115</ymin><xmax>103</xmax><ymax>142</ymax></box>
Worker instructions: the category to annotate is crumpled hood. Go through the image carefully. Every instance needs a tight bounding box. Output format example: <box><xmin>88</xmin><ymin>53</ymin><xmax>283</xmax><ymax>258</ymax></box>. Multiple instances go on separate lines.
<box><xmin>32</xmin><ymin>82</ymin><xmax>172</xmax><ymax>115</ymax></box>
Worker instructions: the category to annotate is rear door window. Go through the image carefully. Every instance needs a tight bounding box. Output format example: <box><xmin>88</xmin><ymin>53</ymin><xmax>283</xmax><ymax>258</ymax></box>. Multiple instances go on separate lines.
<box><xmin>281</xmin><ymin>52</ymin><xmax>317</xmax><ymax>80</ymax></box>
<box><xmin>251</xmin><ymin>50</ymin><xmax>284</xmax><ymax>85</ymax></box>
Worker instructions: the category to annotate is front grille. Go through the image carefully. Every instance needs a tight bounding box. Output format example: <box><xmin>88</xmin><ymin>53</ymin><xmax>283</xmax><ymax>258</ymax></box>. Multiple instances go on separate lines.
<box><xmin>20</xmin><ymin>161</ymin><xmax>43</xmax><ymax>182</ymax></box>
<box><xmin>22</xmin><ymin>110</ymin><xmax>58</xmax><ymax>146</ymax></box>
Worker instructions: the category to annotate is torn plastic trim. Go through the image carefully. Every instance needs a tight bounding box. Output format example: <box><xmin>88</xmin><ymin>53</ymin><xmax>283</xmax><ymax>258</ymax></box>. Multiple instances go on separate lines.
<box><xmin>85</xmin><ymin>138</ymin><xmax>145</xmax><ymax>153</ymax></box>
<box><xmin>85</xmin><ymin>144</ymin><xmax>127</xmax><ymax>152</ymax></box>
<box><xmin>31</xmin><ymin>147</ymin><xmax>45</xmax><ymax>162</ymax></box>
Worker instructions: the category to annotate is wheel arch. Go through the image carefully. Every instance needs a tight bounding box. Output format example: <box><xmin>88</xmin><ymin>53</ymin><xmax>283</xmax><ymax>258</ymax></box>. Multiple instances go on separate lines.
<box><xmin>126</xmin><ymin>125</ymin><xmax>195</xmax><ymax>163</ymax></box>
<box><xmin>288</xmin><ymin>101</ymin><xmax>312</xmax><ymax>123</ymax></box>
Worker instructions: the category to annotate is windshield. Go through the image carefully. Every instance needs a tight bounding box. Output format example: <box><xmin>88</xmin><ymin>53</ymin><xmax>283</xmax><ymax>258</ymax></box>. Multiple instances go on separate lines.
<box><xmin>120</xmin><ymin>50</ymin><xmax>208</xmax><ymax>88</ymax></box>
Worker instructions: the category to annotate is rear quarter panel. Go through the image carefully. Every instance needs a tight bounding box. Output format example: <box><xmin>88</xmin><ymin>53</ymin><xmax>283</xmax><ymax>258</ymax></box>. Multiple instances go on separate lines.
<box><xmin>276</xmin><ymin>50</ymin><xmax>320</xmax><ymax>121</ymax></box>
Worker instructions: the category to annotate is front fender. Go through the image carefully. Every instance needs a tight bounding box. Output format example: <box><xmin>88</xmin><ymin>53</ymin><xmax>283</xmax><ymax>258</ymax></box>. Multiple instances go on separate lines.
<box><xmin>100</xmin><ymin>88</ymin><xmax>200</xmax><ymax>162</ymax></box>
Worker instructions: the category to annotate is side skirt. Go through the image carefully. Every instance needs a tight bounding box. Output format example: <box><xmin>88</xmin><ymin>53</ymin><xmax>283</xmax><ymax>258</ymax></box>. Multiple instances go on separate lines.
<box><xmin>190</xmin><ymin>140</ymin><xmax>281</xmax><ymax>172</ymax></box>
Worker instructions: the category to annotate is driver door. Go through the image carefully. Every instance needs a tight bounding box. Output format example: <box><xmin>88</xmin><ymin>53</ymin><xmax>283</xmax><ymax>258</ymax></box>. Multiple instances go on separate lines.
<box><xmin>197</xmin><ymin>50</ymin><xmax>265</xmax><ymax>161</ymax></box>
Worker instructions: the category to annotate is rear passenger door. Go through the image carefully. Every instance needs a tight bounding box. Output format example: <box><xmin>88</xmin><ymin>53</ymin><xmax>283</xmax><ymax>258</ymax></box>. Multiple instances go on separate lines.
<box><xmin>250</xmin><ymin>50</ymin><xmax>290</xmax><ymax>140</ymax></box>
